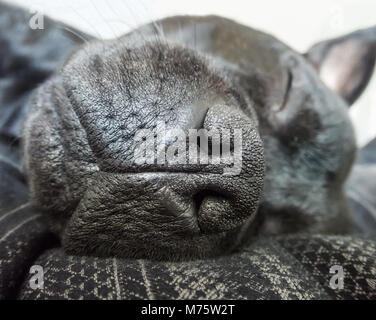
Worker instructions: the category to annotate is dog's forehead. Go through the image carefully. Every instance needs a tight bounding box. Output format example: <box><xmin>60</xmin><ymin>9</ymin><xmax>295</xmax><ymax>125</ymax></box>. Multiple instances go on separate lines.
<box><xmin>62</xmin><ymin>44</ymin><xmax>236</xmax><ymax>124</ymax></box>
<box><xmin>64</xmin><ymin>40</ymin><xmax>223</xmax><ymax>91</ymax></box>
<box><xmin>134</xmin><ymin>16</ymin><xmax>292</xmax><ymax>74</ymax></box>
<box><xmin>62</xmin><ymin>15</ymin><xmax>299</xmax><ymax>109</ymax></box>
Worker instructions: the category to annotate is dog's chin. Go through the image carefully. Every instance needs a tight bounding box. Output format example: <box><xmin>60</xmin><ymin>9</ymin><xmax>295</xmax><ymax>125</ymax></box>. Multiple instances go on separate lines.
<box><xmin>62</xmin><ymin>222</ymin><xmax>250</xmax><ymax>261</ymax></box>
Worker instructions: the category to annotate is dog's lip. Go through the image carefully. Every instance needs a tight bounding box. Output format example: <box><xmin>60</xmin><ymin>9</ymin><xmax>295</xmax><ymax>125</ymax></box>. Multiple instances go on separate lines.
<box><xmin>95</xmin><ymin>168</ymin><xmax>242</xmax><ymax>233</ymax></box>
<box><xmin>98</xmin><ymin>167</ymin><xmax>233</xmax><ymax>176</ymax></box>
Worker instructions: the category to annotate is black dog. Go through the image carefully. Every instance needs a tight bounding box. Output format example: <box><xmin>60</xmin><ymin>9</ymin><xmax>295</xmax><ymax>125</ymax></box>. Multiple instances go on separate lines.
<box><xmin>2</xmin><ymin>3</ymin><xmax>375</xmax><ymax>260</ymax></box>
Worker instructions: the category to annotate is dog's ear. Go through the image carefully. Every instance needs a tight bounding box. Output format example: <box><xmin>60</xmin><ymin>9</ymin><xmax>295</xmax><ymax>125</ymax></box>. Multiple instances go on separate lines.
<box><xmin>305</xmin><ymin>27</ymin><xmax>376</xmax><ymax>106</ymax></box>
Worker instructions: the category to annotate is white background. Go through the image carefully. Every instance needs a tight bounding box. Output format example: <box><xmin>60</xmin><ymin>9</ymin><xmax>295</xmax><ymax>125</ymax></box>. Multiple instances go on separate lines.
<box><xmin>10</xmin><ymin>0</ymin><xmax>376</xmax><ymax>147</ymax></box>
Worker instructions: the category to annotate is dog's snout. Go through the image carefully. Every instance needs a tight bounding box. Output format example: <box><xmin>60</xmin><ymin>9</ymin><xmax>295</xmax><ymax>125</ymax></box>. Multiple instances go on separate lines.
<box><xmin>64</xmin><ymin>105</ymin><xmax>265</xmax><ymax>244</ymax></box>
<box><xmin>60</xmin><ymin>104</ymin><xmax>265</xmax><ymax>259</ymax></box>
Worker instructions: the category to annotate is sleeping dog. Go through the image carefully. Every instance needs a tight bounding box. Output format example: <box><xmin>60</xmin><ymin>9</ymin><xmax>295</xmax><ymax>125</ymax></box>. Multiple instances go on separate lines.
<box><xmin>21</xmin><ymin>13</ymin><xmax>376</xmax><ymax>260</ymax></box>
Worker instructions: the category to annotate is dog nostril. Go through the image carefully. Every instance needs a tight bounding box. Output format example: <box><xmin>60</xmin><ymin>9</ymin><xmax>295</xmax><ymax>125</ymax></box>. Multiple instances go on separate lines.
<box><xmin>192</xmin><ymin>189</ymin><xmax>233</xmax><ymax>233</ymax></box>
<box><xmin>193</xmin><ymin>189</ymin><xmax>225</xmax><ymax>215</ymax></box>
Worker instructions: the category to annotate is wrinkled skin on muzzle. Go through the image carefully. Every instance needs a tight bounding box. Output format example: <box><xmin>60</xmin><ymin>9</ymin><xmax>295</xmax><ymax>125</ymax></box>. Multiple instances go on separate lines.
<box><xmin>22</xmin><ymin>16</ymin><xmax>376</xmax><ymax>260</ymax></box>
<box><xmin>63</xmin><ymin>103</ymin><xmax>264</xmax><ymax>260</ymax></box>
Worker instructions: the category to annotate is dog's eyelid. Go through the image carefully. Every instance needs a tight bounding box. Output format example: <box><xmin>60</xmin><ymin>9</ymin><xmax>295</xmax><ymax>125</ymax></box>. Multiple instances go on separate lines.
<box><xmin>277</xmin><ymin>69</ymin><xmax>293</xmax><ymax>112</ymax></box>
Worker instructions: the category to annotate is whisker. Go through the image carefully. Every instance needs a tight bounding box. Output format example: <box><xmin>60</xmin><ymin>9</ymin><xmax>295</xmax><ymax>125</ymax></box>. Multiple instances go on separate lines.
<box><xmin>193</xmin><ymin>21</ymin><xmax>197</xmax><ymax>51</ymax></box>
<box><xmin>118</xmin><ymin>0</ymin><xmax>164</xmax><ymax>45</ymax></box>
<box><xmin>65</xmin><ymin>4</ymin><xmax>104</xmax><ymax>40</ymax></box>
<box><xmin>104</xmin><ymin>0</ymin><xmax>154</xmax><ymax>48</ymax></box>
<box><xmin>89</xmin><ymin>0</ymin><xmax>118</xmax><ymax>39</ymax></box>
<box><xmin>59</xmin><ymin>26</ymin><xmax>89</xmax><ymax>43</ymax></box>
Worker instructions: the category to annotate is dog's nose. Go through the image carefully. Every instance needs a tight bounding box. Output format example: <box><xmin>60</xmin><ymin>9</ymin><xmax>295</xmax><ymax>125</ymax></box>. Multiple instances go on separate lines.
<box><xmin>128</xmin><ymin>103</ymin><xmax>265</xmax><ymax>233</ymax></box>
<box><xmin>62</xmin><ymin>105</ymin><xmax>264</xmax><ymax>259</ymax></box>
<box><xmin>66</xmin><ymin>105</ymin><xmax>265</xmax><ymax>236</ymax></box>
